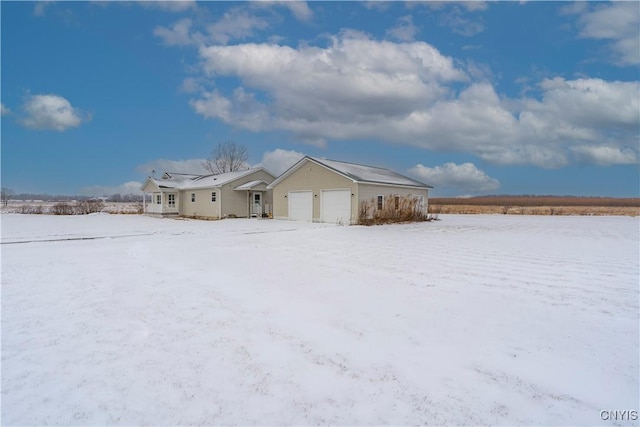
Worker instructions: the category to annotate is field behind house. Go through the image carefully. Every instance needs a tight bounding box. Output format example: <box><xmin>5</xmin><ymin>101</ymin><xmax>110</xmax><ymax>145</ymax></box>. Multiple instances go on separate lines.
<box><xmin>1</xmin><ymin>213</ymin><xmax>638</xmax><ymax>425</ymax></box>
<box><xmin>1</xmin><ymin>200</ymin><xmax>143</xmax><ymax>215</ymax></box>
<box><xmin>429</xmin><ymin>196</ymin><xmax>640</xmax><ymax>216</ymax></box>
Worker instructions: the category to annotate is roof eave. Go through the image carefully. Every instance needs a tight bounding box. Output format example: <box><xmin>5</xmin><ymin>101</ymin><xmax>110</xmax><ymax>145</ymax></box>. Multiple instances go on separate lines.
<box><xmin>357</xmin><ymin>180</ymin><xmax>433</xmax><ymax>189</ymax></box>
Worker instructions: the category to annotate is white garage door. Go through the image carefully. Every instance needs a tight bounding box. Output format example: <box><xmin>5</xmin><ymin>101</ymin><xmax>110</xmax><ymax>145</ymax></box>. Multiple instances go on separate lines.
<box><xmin>288</xmin><ymin>191</ymin><xmax>313</xmax><ymax>222</ymax></box>
<box><xmin>321</xmin><ymin>189</ymin><xmax>351</xmax><ymax>224</ymax></box>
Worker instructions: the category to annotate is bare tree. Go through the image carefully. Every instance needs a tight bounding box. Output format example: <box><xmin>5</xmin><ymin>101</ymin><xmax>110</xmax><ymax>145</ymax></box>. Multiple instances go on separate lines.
<box><xmin>1</xmin><ymin>187</ymin><xmax>14</xmax><ymax>207</ymax></box>
<box><xmin>203</xmin><ymin>141</ymin><xmax>249</xmax><ymax>174</ymax></box>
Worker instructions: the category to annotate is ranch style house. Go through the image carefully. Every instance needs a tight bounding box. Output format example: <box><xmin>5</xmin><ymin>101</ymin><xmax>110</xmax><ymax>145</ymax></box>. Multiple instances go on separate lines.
<box><xmin>142</xmin><ymin>156</ymin><xmax>432</xmax><ymax>224</ymax></box>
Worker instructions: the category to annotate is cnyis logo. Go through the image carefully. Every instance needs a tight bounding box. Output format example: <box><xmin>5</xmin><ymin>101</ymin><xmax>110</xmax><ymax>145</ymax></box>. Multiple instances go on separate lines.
<box><xmin>600</xmin><ymin>410</ymin><xmax>638</xmax><ymax>421</ymax></box>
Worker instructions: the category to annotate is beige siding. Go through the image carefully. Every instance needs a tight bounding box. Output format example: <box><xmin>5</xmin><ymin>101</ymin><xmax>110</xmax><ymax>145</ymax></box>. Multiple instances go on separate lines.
<box><xmin>221</xmin><ymin>169</ymin><xmax>276</xmax><ymax>218</ymax></box>
<box><xmin>272</xmin><ymin>160</ymin><xmax>358</xmax><ymax>222</ymax></box>
<box><xmin>180</xmin><ymin>189</ymin><xmax>220</xmax><ymax>218</ymax></box>
<box><xmin>170</xmin><ymin>170</ymin><xmax>275</xmax><ymax>219</ymax></box>
<box><xmin>358</xmin><ymin>183</ymin><xmax>429</xmax><ymax>214</ymax></box>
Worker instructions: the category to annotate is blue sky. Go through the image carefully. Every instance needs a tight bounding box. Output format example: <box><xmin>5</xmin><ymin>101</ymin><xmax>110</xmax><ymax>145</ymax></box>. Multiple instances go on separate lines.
<box><xmin>1</xmin><ymin>1</ymin><xmax>638</xmax><ymax>197</ymax></box>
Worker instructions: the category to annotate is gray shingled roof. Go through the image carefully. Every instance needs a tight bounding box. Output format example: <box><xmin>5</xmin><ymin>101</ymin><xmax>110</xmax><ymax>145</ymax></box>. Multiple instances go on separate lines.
<box><xmin>309</xmin><ymin>157</ymin><xmax>431</xmax><ymax>188</ymax></box>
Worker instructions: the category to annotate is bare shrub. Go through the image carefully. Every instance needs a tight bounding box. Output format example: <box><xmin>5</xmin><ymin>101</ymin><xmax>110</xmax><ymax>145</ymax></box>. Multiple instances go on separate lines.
<box><xmin>50</xmin><ymin>202</ymin><xmax>75</xmax><ymax>215</ymax></box>
<box><xmin>358</xmin><ymin>195</ymin><xmax>429</xmax><ymax>225</ymax></box>
<box><xmin>76</xmin><ymin>199</ymin><xmax>105</xmax><ymax>214</ymax></box>
<box><xmin>18</xmin><ymin>204</ymin><xmax>44</xmax><ymax>214</ymax></box>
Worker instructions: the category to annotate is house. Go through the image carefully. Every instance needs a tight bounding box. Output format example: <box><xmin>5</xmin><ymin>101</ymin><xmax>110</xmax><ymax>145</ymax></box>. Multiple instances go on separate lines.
<box><xmin>267</xmin><ymin>156</ymin><xmax>432</xmax><ymax>224</ymax></box>
<box><xmin>141</xmin><ymin>168</ymin><xmax>275</xmax><ymax>219</ymax></box>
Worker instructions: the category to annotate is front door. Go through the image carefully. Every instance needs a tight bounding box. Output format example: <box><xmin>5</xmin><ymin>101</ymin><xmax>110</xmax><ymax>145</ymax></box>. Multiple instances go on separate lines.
<box><xmin>252</xmin><ymin>192</ymin><xmax>262</xmax><ymax>216</ymax></box>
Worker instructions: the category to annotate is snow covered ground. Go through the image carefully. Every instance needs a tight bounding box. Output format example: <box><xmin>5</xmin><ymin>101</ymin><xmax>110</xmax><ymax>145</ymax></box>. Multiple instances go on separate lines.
<box><xmin>2</xmin><ymin>213</ymin><xmax>638</xmax><ymax>426</ymax></box>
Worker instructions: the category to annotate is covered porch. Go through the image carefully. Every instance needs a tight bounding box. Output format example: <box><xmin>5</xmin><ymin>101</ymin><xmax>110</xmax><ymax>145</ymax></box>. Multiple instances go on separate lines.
<box><xmin>235</xmin><ymin>180</ymin><xmax>272</xmax><ymax>218</ymax></box>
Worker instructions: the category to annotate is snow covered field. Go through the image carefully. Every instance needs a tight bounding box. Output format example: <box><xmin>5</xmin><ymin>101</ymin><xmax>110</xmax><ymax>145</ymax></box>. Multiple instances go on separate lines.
<box><xmin>2</xmin><ymin>213</ymin><xmax>638</xmax><ymax>426</ymax></box>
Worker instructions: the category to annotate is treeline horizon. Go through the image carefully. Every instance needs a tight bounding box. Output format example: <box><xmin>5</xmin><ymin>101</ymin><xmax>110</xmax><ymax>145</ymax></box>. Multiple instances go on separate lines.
<box><xmin>430</xmin><ymin>195</ymin><xmax>640</xmax><ymax>207</ymax></box>
<box><xmin>6</xmin><ymin>193</ymin><xmax>146</xmax><ymax>203</ymax></box>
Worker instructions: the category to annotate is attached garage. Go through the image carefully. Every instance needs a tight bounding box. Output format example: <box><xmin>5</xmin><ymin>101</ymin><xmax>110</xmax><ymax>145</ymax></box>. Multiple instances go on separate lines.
<box><xmin>268</xmin><ymin>156</ymin><xmax>432</xmax><ymax>224</ymax></box>
<box><xmin>321</xmin><ymin>189</ymin><xmax>351</xmax><ymax>224</ymax></box>
<box><xmin>288</xmin><ymin>191</ymin><xmax>313</xmax><ymax>222</ymax></box>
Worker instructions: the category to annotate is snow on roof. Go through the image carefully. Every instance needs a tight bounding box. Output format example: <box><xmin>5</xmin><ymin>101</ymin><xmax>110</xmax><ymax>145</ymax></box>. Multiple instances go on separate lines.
<box><xmin>309</xmin><ymin>157</ymin><xmax>431</xmax><ymax>188</ymax></box>
<box><xmin>151</xmin><ymin>168</ymin><xmax>264</xmax><ymax>190</ymax></box>
<box><xmin>234</xmin><ymin>180</ymin><xmax>269</xmax><ymax>190</ymax></box>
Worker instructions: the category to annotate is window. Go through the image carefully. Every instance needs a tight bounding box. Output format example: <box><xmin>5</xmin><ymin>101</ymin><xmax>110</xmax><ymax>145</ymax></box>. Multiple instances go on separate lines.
<box><xmin>211</xmin><ymin>192</ymin><xmax>217</xmax><ymax>202</ymax></box>
<box><xmin>168</xmin><ymin>194</ymin><xmax>175</xmax><ymax>207</ymax></box>
<box><xmin>394</xmin><ymin>196</ymin><xmax>400</xmax><ymax>210</ymax></box>
<box><xmin>156</xmin><ymin>194</ymin><xmax>161</xmax><ymax>205</ymax></box>
<box><xmin>377</xmin><ymin>195</ymin><xmax>383</xmax><ymax>210</ymax></box>
<box><xmin>191</xmin><ymin>193</ymin><xmax>196</xmax><ymax>203</ymax></box>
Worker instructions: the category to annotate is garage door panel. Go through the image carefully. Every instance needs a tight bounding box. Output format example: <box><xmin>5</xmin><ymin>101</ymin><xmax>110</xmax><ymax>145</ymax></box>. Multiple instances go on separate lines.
<box><xmin>288</xmin><ymin>191</ymin><xmax>312</xmax><ymax>222</ymax></box>
<box><xmin>321</xmin><ymin>189</ymin><xmax>351</xmax><ymax>224</ymax></box>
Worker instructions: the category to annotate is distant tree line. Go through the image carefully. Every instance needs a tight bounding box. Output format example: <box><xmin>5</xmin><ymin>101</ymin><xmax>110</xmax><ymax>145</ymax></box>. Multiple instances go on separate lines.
<box><xmin>4</xmin><ymin>192</ymin><xmax>147</xmax><ymax>203</ymax></box>
<box><xmin>430</xmin><ymin>195</ymin><xmax>640</xmax><ymax>207</ymax></box>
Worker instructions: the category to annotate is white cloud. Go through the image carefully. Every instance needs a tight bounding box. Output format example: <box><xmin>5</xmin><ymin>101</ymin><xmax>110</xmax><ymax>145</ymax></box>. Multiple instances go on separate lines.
<box><xmin>386</xmin><ymin>15</ymin><xmax>419</xmax><ymax>42</ymax></box>
<box><xmin>439</xmin><ymin>12</ymin><xmax>485</xmax><ymax>36</ymax></box>
<box><xmin>191</xmin><ymin>32</ymin><xmax>640</xmax><ymax>167</ymax></box>
<box><xmin>363</xmin><ymin>1</ymin><xmax>391</xmax><ymax>12</ymax></box>
<box><xmin>570</xmin><ymin>145</ymin><xmax>638</xmax><ymax>166</ymax></box>
<box><xmin>1</xmin><ymin>103</ymin><xmax>10</xmax><ymax>116</ymax></box>
<box><xmin>154</xmin><ymin>18</ymin><xmax>198</xmax><ymax>46</ymax></box>
<box><xmin>194</xmin><ymin>31</ymin><xmax>467</xmax><ymax>135</ymax></box>
<box><xmin>179</xmin><ymin>77</ymin><xmax>202</xmax><ymax>94</ymax></box>
<box><xmin>34</xmin><ymin>1</ymin><xmax>54</xmax><ymax>17</ymax></box>
<box><xmin>421</xmin><ymin>2</ymin><xmax>488</xmax><ymax>12</ymax></box>
<box><xmin>79</xmin><ymin>181</ymin><xmax>144</xmax><ymax>197</ymax></box>
<box><xmin>140</xmin><ymin>1</ymin><xmax>196</xmax><ymax>13</ymax></box>
<box><xmin>20</xmin><ymin>94</ymin><xmax>88</xmax><ymax>131</ymax></box>
<box><xmin>206</xmin><ymin>8</ymin><xmax>270</xmax><ymax>44</ymax></box>
<box><xmin>136</xmin><ymin>158</ymin><xmax>209</xmax><ymax>176</ymax></box>
<box><xmin>254</xmin><ymin>1</ymin><xmax>313</xmax><ymax>22</ymax></box>
<box><xmin>166</xmin><ymin>25</ymin><xmax>638</xmax><ymax>168</ymax></box>
<box><xmin>570</xmin><ymin>2</ymin><xmax>640</xmax><ymax>66</ymax></box>
<box><xmin>256</xmin><ymin>148</ymin><xmax>305</xmax><ymax>175</ymax></box>
<box><xmin>408</xmin><ymin>162</ymin><xmax>500</xmax><ymax>194</ymax></box>
<box><xmin>418</xmin><ymin>2</ymin><xmax>487</xmax><ymax>35</ymax></box>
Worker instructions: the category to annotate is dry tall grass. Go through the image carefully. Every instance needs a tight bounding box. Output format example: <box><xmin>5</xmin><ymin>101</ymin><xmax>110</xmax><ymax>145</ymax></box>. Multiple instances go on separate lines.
<box><xmin>429</xmin><ymin>196</ymin><xmax>640</xmax><ymax>216</ymax></box>
<box><xmin>359</xmin><ymin>195</ymin><xmax>430</xmax><ymax>225</ymax></box>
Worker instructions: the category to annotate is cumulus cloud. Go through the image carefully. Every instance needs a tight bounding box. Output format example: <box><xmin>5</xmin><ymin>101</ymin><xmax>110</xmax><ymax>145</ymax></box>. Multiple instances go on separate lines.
<box><xmin>387</xmin><ymin>15</ymin><xmax>419</xmax><ymax>41</ymax></box>
<box><xmin>193</xmin><ymin>31</ymin><xmax>467</xmax><ymax>134</ymax></box>
<box><xmin>408</xmin><ymin>162</ymin><xmax>500</xmax><ymax>194</ymax></box>
<box><xmin>254</xmin><ymin>1</ymin><xmax>313</xmax><ymax>22</ymax></box>
<box><xmin>79</xmin><ymin>181</ymin><xmax>144</xmax><ymax>197</ymax></box>
<box><xmin>136</xmin><ymin>158</ymin><xmax>209</xmax><ymax>176</ymax></box>
<box><xmin>140</xmin><ymin>1</ymin><xmax>196</xmax><ymax>13</ymax></box>
<box><xmin>179</xmin><ymin>77</ymin><xmax>203</xmax><ymax>93</ymax></box>
<box><xmin>256</xmin><ymin>148</ymin><xmax>305</xmax><ymax>175</ymax></box>
<box><xmin>439</xmin><ymin>12</ymin><xmax>485</xmax><ymax>36</ymax></box>
<box><xmin>184</xmin><ymin>28</ymin><xmax>639</xmax><ymax>168</ymax></box>
<box><xmin>419</xmin><ymin>2</ymin><xmax>487</xmax><ymax>35</ymax></box>
<box><xmin>1</xmin><ymin>103</ymin><xmax>10</xmax><ymax>116</ymax></box>
<box><xmin>207</xmin><ymin>8</ymin><xmax>270</xmax><ymax>44</ymax></box>
<box><xmin>568</xmin><ymin>2</ymin><xmax>640</xmax><ymax>66</ymax></box>
<box><xmin>20</xmin><ymin>94</ymin><xmax>89</xmax><ymax>131</ymax></box>
<box><xmin>421</xmin><ymin>2</ymin><xmax>488</xmax><ymax>12</ymax></box>
<box><xmin>570</xmin><ymin>145</ymin><xmax>638</xmax><ymax>166</ymax></box>
<box><xmin>154</xmin><ymin>18</ymin><xmax>198</xmax><ymax>46</ymax></box>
